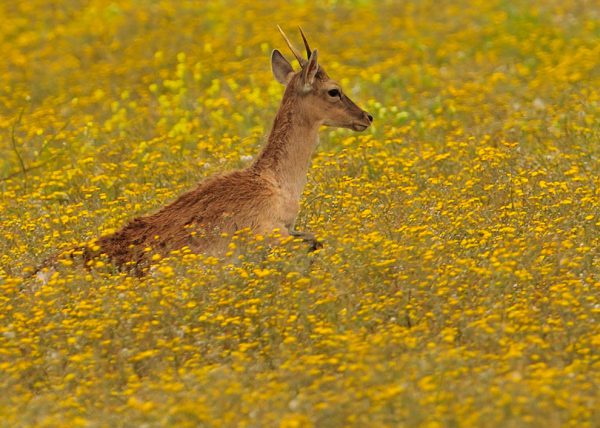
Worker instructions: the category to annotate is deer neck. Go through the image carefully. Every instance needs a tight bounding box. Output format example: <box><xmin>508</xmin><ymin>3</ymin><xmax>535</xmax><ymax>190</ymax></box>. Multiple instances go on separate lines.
<box><xmin>252</xmin><ymin>94</ymin><xmax>320</xmax><ymax>202</ymax></box>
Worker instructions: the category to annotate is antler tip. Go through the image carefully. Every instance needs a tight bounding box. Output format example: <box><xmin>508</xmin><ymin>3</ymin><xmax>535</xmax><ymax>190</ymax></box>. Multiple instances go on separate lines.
<box><xmin>298</xmin><ymin>26</ymin><xmax>312</xmax><ymax>59</ymax></box>
<box><xmin>277</xmin><ymin>24</ymin><xmax>306</xmax><ymax>66</ymax></box>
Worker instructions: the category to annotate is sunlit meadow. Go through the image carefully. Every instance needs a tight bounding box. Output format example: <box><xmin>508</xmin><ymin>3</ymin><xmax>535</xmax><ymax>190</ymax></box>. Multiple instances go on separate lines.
<box><xmin>1</xmin><ymin>0</ymin><xmax>599</xmax><ymax>426</ymax></box>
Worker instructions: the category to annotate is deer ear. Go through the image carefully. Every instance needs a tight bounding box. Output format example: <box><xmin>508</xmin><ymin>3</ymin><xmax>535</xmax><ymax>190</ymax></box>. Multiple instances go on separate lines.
<box><xmin>301</xmin><ymin>49</ymin><xmax>319</xmax><ymax>90</ymax></box>
<box><xmin>271</xmin><ymin>50</ymin><xmax>294</xmax><ymax>85</ymax></box>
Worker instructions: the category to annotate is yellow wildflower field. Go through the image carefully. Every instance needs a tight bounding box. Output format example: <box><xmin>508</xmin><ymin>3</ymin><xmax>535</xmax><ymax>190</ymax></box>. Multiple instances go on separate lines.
<box><xmin>1</xmin><ymin>0</ymin><xmax>599</xmax><ymax>426</ymax></box>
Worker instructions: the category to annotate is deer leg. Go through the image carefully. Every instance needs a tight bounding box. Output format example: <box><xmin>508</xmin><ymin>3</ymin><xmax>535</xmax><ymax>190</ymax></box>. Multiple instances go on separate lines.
<box><xmin>289</xmin><ymin>229</ymin><xmax>323</xmax><ymax>251</ymax></box>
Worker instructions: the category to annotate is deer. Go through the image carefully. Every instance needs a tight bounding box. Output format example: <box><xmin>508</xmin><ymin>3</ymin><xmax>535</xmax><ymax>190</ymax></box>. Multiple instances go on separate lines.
<box><xmin>34</xmin><ymin>26</ymin><xmax>373</xmax><ymax>279</ymax></box>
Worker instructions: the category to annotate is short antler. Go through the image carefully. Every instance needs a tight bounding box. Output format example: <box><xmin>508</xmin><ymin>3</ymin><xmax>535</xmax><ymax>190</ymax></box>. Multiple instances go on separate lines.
<box><xmin>277</xmin><ymin>25</ymin><xmax>307</xmax><ymax>67</ymax></box>
<box><xmin>298</xmin><ymin>27</ymin><xmax>312</xmax><ymax>59</ymax></box>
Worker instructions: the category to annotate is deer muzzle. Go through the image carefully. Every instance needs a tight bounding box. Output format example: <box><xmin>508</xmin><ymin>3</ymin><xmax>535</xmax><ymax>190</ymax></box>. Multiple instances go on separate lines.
<box><xmin>352</xmin><ymin>111</ymin><xmax>374</xmax><ymax>131</ymax></box>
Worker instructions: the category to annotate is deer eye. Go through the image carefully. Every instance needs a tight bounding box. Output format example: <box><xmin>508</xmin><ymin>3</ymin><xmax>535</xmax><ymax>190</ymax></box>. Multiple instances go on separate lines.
<box><xmin>327</xmin><ymin>89</ymin><xmax>341</xmax><ymax>98</ymax></box>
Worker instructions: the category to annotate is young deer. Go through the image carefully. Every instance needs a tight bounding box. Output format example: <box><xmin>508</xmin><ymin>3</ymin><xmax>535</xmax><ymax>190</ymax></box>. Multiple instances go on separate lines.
<box><xmin>42</xmin><ymin>27</ymin><xmax>372</xmax><ymax>276</ymax></box>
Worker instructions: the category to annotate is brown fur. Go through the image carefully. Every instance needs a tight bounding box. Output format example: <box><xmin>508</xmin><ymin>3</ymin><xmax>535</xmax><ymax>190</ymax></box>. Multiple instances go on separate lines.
<box><xmin>37</xmin><ymin>29</ymin><xmax>372</xmax><ymax>277</ymax></box>
<box><xmin>96</xmin><ymin>168</ymin><xmax>278</xmax><ymax>270</ymax></box>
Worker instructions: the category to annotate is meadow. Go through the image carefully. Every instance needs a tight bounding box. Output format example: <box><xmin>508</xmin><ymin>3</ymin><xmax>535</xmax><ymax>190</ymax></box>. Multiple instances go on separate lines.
<box><xmin>0</xmin><ymin>0</ymin><xmax>599</xmax><ymax>426</ymax></box>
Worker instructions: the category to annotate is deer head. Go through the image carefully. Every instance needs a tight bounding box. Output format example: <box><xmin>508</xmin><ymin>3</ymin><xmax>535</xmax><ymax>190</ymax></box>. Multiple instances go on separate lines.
<box><xmin>271</xmin><ymin>26</ymin><xmax>373</xmax><ymax>132</ymax></box>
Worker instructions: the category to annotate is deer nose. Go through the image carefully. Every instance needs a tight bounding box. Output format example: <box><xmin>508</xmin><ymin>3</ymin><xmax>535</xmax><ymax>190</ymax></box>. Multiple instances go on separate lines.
<box><xmin>364</xmin><ymin>112</ymin><xmax>373</xmax><ymax>123</ymax></box>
